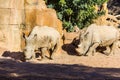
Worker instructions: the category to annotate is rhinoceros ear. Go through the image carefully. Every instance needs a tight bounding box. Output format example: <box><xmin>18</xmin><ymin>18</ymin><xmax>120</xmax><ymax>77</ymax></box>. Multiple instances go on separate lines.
<box><xmin>33</xmin><ymin>34</ymin><xmax>37</xmax><ymax>40</ymax></box>
<box><xmin>23</xmin><ymin>33</ymin><xmax>28</xmax><ymax>40</ymax></box>
<box><xmin>84</xmin><ymin>32</ymin><xmax>89</xmax><ymax>39</ymax></box>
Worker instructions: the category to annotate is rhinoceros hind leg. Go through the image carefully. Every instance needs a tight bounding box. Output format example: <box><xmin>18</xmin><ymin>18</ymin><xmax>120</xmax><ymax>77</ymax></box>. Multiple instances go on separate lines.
<box><xmin>110</xmin><ymin>41</ymin><xmax>118</xmax><ymax>55</ymax></box>
<box><xmin>103</xmin><ymin>46</ymin><xmax>111</xmax><ymax>56</ymax></box>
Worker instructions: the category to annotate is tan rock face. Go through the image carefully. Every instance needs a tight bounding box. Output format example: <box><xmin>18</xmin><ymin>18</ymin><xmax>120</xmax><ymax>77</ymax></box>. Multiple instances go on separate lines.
<box><xmin>0</xmin><ymin>0</ymin><xmax>24</xmax><ymax>52</ymax></box>
<box><xmin>36</xmin><ymin>9</ymin><xmax>63</xmax><ymax>35</ymax></box>
<box><xmin>0</xmin><ymin>0</ymin><xmax>63</xmax><ymax>52</ymax></box>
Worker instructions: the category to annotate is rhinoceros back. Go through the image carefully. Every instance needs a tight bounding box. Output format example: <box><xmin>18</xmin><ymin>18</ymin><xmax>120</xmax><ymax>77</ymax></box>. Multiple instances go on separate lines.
<box><xmin>29</xmin><ymin>26</ymin><xmax>60</xmax><ymax>48</ymax></box>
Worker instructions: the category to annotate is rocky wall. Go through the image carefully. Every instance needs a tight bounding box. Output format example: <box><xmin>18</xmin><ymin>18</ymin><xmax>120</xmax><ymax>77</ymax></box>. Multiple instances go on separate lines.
<box><xmin>0</xmin><ymin>0</ymin><xmax>24</xmax><ymax>52</ymax></box>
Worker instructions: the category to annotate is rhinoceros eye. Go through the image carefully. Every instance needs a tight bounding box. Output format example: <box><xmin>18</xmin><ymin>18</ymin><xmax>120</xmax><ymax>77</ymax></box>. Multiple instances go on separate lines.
<box><xmin>24</xmin><ymin>49</ymin><xmax>27</xmax><ymax>52</ymax></box>
<box><xmin>80</xmin><ymin>38</ymin><xmax>83</xmax><ymax>41</ymax></box>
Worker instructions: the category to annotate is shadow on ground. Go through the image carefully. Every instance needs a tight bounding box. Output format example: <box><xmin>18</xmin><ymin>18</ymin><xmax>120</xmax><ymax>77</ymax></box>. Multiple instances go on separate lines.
<box><xmin>0</xmin><ymin>58</ymin><xmax>120</xmax><ymax>80</ymax></box>
<box><xmin>62</xmin><ymin>43</ymin><xmax>79</xmax><ymax>56</ymax></box>
<box><xmin>2</xmin><ymin>51</ymin><xmax>26</xmax><ymax>62</ymax></box>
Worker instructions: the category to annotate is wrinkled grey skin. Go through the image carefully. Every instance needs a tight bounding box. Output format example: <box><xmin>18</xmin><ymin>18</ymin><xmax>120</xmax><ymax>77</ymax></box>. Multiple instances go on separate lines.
<box><xmin>76</xmin><ymin>24</ymin><xmax>120</xmax><ymax>56</ymax></box>
<box><xmin>23</xmin><ymin>26</ymin><xmax>60</xmax><ymax>60</ymax></box>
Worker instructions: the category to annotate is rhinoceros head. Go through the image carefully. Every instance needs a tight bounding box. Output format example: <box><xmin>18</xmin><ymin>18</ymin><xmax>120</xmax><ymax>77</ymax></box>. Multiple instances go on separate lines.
<box><xmin>76</xmin><ymin>32</ymin><xmax>91</xmax><ymax>56</ymax></box>
<box><xmin>23</xmin><ymin>33</ymin><xmax>37</xmax><ymax>60</ymax></box>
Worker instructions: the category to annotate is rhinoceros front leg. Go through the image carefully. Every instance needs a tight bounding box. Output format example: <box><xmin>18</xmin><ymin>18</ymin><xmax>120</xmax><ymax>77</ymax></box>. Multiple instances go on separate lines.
<box><xmin>41</xmin><ymin>47</ymin><xmax>47</xmax><ymax>59</ymax></box>
<box><xmin>87</xmin><ymin>42</ymin><xmax>99</xmax><ymax>56</ymax></box>
<box><xmin>49</xmin><ymin>49</ymin><xmax>53</xmax><ymax>60</ymax></box>
<box><xmin>32</xmin><ymin>52</ymin><xmax>36</xmax><ymax>59</ymax></box>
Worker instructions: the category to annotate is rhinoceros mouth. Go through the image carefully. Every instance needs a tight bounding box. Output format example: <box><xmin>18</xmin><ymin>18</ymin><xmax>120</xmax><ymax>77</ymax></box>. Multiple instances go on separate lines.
<box><xmin>25</xmin><ymin>56</ymin><xmax>32</xmax><ymax>60</ymax></box>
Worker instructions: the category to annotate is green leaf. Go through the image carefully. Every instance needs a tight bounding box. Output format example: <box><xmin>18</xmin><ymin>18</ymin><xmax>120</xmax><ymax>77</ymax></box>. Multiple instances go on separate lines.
<box><xmin>59</xmin><ymin>0</ymin><xmax>66</xmax><ymax>7</ymax></box>
<box><xmin>46</xmin><ymin>0</ymin><xmax>108</xmax><ymax>31</ymax></box>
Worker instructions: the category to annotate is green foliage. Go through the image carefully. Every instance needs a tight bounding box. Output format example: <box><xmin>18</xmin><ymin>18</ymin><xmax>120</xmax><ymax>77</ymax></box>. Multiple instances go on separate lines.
<box><xmin>45</xmin><ymin>0</ymin><xmax>108</xmax><ymax>32</ymax></box>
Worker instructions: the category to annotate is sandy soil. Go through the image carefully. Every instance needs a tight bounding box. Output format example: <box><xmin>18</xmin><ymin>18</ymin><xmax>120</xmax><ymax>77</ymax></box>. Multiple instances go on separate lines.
<box><xmin>0</xmin><ymin>43</ymin><xmax>120</xmax><ymax>80</ymax></box>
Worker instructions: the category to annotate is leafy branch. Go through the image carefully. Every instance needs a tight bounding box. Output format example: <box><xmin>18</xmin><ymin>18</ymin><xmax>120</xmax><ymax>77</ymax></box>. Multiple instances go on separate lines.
<box><xmin>45</xmin><ymin>0</ymin><xmax>108</xmax><ymax>32</ymax></box>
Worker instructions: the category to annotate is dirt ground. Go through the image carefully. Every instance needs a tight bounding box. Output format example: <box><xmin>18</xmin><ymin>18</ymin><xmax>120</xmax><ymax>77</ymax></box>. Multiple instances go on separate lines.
<box><xmin>0</xmin><ymin>42</ymin><xmax>120</xmax><ymax>80</ymax></box>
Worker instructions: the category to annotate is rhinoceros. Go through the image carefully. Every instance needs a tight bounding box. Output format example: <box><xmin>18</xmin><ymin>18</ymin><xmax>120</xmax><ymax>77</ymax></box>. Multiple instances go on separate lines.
<box><xmin>76</xmin><ymin>24</ymin><xmax>120</xmax><ymax>56</ymax></box>
<box><xmin>23</xmin><ymin>26</ymin><xmax>60</xmax><ymax>60</ymax></box>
